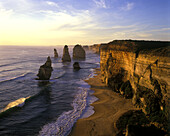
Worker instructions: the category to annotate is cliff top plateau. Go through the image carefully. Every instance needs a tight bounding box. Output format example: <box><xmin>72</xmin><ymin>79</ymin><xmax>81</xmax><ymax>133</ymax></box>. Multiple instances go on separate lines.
<box><xmin>101</xmin><ymin>40</ymin><xmax>170</xmax><ymax>57</ymax></box>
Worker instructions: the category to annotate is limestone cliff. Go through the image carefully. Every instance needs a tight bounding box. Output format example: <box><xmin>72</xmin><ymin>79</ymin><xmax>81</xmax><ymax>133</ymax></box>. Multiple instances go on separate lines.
<box><xmin>89</xmin><ymin>44</ymin><xmax>102</xmax><ymax>54</ymax></box>
<box><xmin>100</xmin><ymin>40</ymin><xmax>170</xmax><ymax>131</ymax></box>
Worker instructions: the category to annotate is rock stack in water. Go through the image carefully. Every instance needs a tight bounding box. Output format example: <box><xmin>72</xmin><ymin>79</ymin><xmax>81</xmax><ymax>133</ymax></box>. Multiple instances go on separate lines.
<box><xmin>73</xmin><ymin>44</ymin><xmax>86</xmax><ymax>59</ymax></box>
<box><xmin>37</xmin><ymin>56</ymin><xmax>53</xmax><ymax>80</ymax></box>
<box><xmin>62</xmin><ymin>45</ymin><xmax>71</xmax><ymax>62</ymax></box>
<box><xmin>73</xmin><ymin>62</ymin><xmax>81</xmax><ymax>70</ymax></box>
<box><xmin>54</xmin><ymin>48</ymin><xmax>58</xmax><ymax>58</ymax></box>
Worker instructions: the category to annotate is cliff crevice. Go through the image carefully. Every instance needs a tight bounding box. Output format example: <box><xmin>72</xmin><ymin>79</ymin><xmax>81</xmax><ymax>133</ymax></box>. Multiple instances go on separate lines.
<box><xmin>99</xmin><ymin>40</ymin><xmax>170</xmax><ymax>134</ymax></box>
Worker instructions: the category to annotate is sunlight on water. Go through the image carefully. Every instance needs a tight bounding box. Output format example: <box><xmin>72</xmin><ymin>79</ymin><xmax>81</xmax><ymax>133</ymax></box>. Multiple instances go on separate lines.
<box><xmin>0</xmin><ymin>46</ymin><xmax>100</xmax><ymax>136</ymax></box>
<box><xmin>1</xmin><ymin>96</ymin><xmax>30</xmax><ymax>113</ymax></box>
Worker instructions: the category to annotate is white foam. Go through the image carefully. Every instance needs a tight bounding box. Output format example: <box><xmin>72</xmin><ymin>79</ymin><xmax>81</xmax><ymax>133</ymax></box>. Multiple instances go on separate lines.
<box><xmin>85</xmin><ymin>68</ymin><xmax>97</xmax><ymax>80</ymax></box>
<box><xmin>39</xmin><ymin>88</ymin><xmax>88</xmax><ymax>136</ymax></box>
<box><xmin>39</xmin><ymin>68</ymin><xmax>98</xmax><ymax>136</ymax></box>
<box><xmin>76</xmin><ymin>80</ymin><xmax>98</xmax><ymax>119</ymax></box>
<box><xmin>0</xmin><ymin>96</ymin><xmax>30</xmax><ymax>113</ymax></box>
<box><xmin>80</xmin><ymin>92</ymin><xmax>98</xmax><ymax>119</ymax></box>
<box><xmin>80</xmin><ymin>106</ymin><xmax>94</xmax><ymax>119</ymax></box>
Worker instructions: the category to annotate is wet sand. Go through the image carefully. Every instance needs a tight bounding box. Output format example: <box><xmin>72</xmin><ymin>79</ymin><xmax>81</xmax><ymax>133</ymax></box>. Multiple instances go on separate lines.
<box><xmin>69</xmin><ymin>68</ymin><xmax>136</xmax><ymax>136</ymax></box>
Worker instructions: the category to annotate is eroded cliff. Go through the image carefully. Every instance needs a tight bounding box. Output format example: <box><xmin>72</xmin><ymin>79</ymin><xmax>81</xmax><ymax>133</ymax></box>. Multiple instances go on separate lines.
<box><xmin>100</xmin><ymin>40</ymin><xmax>170</xmax><ymax>134</ymax></box>
<box><xmin>89</xmin><ymin>44</ymin><xmax>102</xmax><ymax>53</ymax></box>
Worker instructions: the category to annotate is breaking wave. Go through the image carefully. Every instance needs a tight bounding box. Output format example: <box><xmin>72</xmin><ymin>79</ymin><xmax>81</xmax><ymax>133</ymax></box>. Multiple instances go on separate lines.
<box><xmin>0</xmin><ymin>96</ymin><xmax>31</xmax><ymax>113</ymax></box>
<box><xmin>39</xmin><ymin>87</ymin><xmax>88</xmax><ymax>136</ymax></box>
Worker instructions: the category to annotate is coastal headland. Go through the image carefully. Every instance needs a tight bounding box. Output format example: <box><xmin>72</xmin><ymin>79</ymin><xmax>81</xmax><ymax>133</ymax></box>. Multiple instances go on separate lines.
<box><xmin>71</xmin><ymin>40</ymin><xmax>169</xmax><ymax>136</ymax></box>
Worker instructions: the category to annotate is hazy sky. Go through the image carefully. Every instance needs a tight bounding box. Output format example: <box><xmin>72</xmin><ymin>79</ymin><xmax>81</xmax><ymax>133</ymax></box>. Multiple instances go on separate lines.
<box><xmin>0</xmin><ymin>0</ymin><xmax>169</xmax><ymax>46</ymax></box>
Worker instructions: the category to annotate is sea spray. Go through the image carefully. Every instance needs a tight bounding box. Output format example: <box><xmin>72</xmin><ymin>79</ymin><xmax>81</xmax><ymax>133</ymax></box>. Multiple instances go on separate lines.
<box><xmin>39</xmin><ymin>88</ymin><xmax>88</xmax><ymax>136</ymax></box>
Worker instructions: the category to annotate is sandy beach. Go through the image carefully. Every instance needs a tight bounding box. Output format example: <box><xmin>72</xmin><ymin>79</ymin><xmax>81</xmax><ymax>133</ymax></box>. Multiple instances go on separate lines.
<box><xmin>70</xmin><ymin>68</ymin><xmax>136</xmax><ymax>136</ymax></box>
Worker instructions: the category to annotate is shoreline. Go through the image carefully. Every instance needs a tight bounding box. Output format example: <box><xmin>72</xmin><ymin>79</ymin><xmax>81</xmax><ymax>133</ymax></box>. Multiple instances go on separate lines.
<box><xmin>69</xmin><ymin>68</ymin><xmax>137</xmax><ymax>136</ymax></box>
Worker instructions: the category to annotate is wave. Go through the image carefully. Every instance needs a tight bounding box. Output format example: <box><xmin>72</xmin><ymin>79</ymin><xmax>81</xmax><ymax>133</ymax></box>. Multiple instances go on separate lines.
<box><xmin>80</xmin><ymin>94</ymin><xmax>97</xmax><ymax>119</ymax></box>
<box><xmin>81</xmin><ymin>68</ymin><xmax>97</xmax><ymax>80</ymax></box>
<box><xmin>0</xmin><ymin>68</ymin><xmax>22</xmax><ymax>73</ymax></box>
<box><xmin>0</xmin><ymin>72</ymin><xmax>31</xmax><ymax>83</ymax></box>
<box><xmin>51</xmin><ymin>71</ymin><xmax>66</xmax><ymax>80</ymax></box>
<box><xmin>0</xmin><ymin>85</ymin><xmax>52</xmax><ymax>116</ymax></box>
<box><xmin>0</xmin><ymin>96</ymin><xmax>31</xmax><ymax>113</ymax></box>
<box><xmin>0</xmin><ymin>60</ymin><xmax>32</xmax><ymax>68</ymax></box>
<box><xmin>39</xmin><ymin>87</ymin><xmax>88</xmax><ymax>136</ymax></box>
<box><xmin>75</xmin><ymin>80</ymin><xmax>98</xmax><ymax>119</ymax></box>
<box><xmin>36</xmin><ymin>71</ymin><xmax>66</xmax><ymax>82</ymax></box>
<box><xmin>0</xmin><ymin>88</ymin><xmax>47</xmax><ymax>116</ymax></box>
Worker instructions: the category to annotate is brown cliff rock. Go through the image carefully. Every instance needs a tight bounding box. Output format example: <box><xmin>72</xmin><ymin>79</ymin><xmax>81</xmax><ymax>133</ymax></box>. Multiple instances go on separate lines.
<box><xmin>37</xmin><ymin>56</ymin><xmax>53</xmax><ymax>80</ymax></box>
<box><xmin>54</xmin><ymin>48</ymin><xmax>58</xmax><ymax>58</ymax></box>
<box><xmin>73</xmin><ymin>44</ymin><xmax>86</xmax><ymax>59</ymax></box>
<box><xmin>100</xmin><ymin>40</ymin><xmax>170</xmax><ymax>132</ymax></box>
<box><xmin>62</xmin><ymin>45</ymin><xmax>71</xmax><ymax>62</ymax></box>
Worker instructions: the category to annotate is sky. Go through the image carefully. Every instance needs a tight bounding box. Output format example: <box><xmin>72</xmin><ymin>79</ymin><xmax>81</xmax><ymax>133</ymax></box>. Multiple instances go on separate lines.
<box><xmin>0</xmin><ymin>0</ymin><xmax>169</xmax><ymax>46</ymax></box>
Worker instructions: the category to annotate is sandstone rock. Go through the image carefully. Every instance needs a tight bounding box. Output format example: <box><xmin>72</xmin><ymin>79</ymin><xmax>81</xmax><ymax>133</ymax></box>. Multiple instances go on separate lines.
<box><xmin>73</xmin><ymin>62</ymin><xmax>81</xmax><ymax>70</ymax></box>
<box><xmin>116</xmin><ymin>110</ymin><xmax>150</xmax><ymax>134</ymax></box>
<box><xmin>100</xmin><ymin>40</ymin><xmax>170</xmax><ymax>131</ymax></box>
<box><xmin>108</xmin><ymin>73</ymin><xmax>123</xmax><ymax>92</ymax></box>
<box><xmin>62</xmin><ymin>45</ymin><xmax>71</xmax><ymax>62</ymax></box>
<box><xmin>120</xmin><ymin>80</ymin><xmax>133</xmax><ymax>99</ymax></box>
<box><xmin>37</xmin><ymin>56</ymin><xmax>53</xmax><ymax>80</ymax></box>
<box><xmin>54</xmin><ymin>48</ymin><xmax>58</xmax><ymax>58</ymax></box>
<box><xmin>132</xmin><ymin>93</ymin><xmax>137</xmax><ymax>105</ymax></box>
<box><xmin>73</xmin><ymin>44</ymin><xmax>86</xmax><ymax>59</ymax></box>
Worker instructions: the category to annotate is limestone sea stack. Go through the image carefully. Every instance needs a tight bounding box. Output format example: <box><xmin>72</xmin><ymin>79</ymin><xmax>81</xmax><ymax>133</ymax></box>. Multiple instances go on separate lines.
<box><xmin>62</xmin><ymin>45</ymin><xmax>71</xmax><ymax>62</ymax></box>
<box><xmin>54</xmin><ymin>48</ymin><xmax>58</xmax><ymax>58</ymax></box>
<box><xmin>73</xmin><ymin>62</ymin><xmax>81</xmax><ymax>70</ymax></box>
<box><xmin>73</xmin><ymin>44</ymin><xmax>86</xmax><ymax>59</ymax></box>
<box><xmin>37</xmin><ymin>56</ymin><xmax>53</xmax><ymax>80</ymax></box>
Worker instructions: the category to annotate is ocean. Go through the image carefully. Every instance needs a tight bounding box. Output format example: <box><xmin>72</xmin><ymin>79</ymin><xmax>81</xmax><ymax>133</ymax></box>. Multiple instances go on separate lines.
<box><xmin>0</xmin><ymin>46</ymin><xmax>100</xmax><ymax>136</ymax></box>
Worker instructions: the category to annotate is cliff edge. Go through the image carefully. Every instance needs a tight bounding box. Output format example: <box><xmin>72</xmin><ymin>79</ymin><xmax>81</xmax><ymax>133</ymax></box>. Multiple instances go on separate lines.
<box><xmin>100</xmin><ymin>40</ymin><xmax>170</xmax><ymax>134</ymax></box>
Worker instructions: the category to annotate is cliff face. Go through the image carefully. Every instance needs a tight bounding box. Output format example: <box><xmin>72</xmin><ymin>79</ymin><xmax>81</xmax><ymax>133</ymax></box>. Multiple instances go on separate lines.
<box><xmin>89</xmin><ymin>44</ymin><xmax>102</xmax><ymax>53</ymax></box>
<box><xmin>100</xmin><ymin>40</ymin><xmax>170</xmax><ymax>130</ymax></box>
